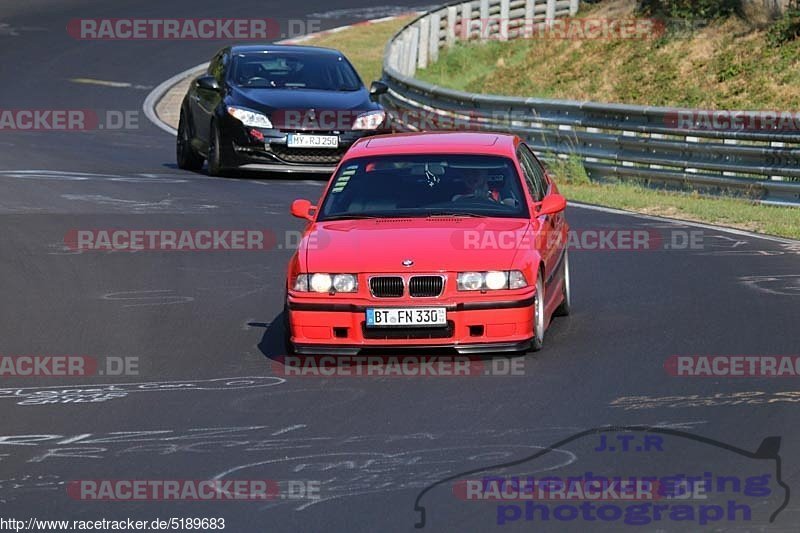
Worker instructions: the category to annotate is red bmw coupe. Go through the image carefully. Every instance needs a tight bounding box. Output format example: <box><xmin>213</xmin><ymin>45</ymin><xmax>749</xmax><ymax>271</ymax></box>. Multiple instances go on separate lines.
<box><xmin>285</xmin><ymin>132</ymin><xmax>570</xmax><ymax>354</ymax></box>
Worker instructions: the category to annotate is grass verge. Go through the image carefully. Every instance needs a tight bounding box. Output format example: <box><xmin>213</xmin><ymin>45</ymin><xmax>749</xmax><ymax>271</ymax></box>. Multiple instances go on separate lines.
<box><xmin>560</xmin><ymin>181</ymin><xmax>800</xmax><ymax>239</ymax></box>
<box><xmin>415</xmin><ymin>0</ymin><xmax>800</xmax><ymax>109</ymax></box>
<box><xmin>301</xmin><ymin>16</ymin><xmax>416</xmax><ymax>87</ymax></box>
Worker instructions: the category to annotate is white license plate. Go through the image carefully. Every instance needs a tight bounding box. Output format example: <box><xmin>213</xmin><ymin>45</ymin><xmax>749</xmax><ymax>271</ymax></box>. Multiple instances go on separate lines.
<box><xmin>287</xmin><ymin>134</ymin><xmax>339</xmax><ymax>148</ymax></box>
<box><xmin>366</xmin><ymin>308</ymin><xmax>447</xmax><ymax>328</ymax></box>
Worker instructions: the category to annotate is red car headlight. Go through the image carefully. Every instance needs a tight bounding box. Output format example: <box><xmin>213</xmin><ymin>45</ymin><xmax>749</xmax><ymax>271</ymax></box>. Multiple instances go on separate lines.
<box><xmin>293</xmin><ymin>273</ymin><xmax>358</xmax><ymax>293</ymax></box>
<box><xmin>457</xmin><ymin>271</ymin><xmax>527</xmax><ymax>291</ymax></box>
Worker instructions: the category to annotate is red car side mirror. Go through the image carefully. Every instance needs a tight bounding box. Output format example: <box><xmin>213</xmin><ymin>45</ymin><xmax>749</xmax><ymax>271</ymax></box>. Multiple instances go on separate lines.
<box><xmin>291</xmin><ymin>199</ymin><xmax>316</xmax><ymax>221</ymax></box>
<box><xmin>537</xmin><ymin>193</ymin><xmax>567</xmax><ymax>216</ymax></box>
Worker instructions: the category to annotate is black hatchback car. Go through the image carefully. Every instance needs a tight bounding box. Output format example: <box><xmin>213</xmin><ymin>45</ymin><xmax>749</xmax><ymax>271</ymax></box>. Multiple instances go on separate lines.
<box><xmin>177</xmin><ymin>45</ymin><xmax>390</xmax><ymax>176</ymax></box>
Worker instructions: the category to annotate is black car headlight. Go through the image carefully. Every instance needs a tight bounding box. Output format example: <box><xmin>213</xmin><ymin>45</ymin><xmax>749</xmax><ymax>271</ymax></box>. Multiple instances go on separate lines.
<box><xmin>227</xmin><ymin>106</ymin><xmax>273</xmax><ymax>129</ymax></box>
<box><xmin>352</xmin><ymin>110</ymin><xmax>386</xmax><ymax>130</ymax></box>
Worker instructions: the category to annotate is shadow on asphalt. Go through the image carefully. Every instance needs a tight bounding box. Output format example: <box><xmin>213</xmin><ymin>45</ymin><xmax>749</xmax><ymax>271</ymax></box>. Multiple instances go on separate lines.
<box><xmin>252</xmin><ymin>311</ymin><xmax>530</xmax><ymax>369</ymax></box>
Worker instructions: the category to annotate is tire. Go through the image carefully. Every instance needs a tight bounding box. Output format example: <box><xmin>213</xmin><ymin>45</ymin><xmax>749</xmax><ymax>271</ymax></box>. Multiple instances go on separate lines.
<box><xmin>530</xmin><ymin>270</ymin><xmax>546</xmax><ymax>352</ymax></box>
<box><xmin>207</xmin><ymin>120</ymin><xmax>229</xmax><ymax>177</ymax></box>
<box><xmin>283</xmin><ymin>290</ymin><xmax>295</xmax><ymax>355</ymax></box>
<box><xmin>554</xmin><ymin>250</ymin><xmax>571</xmax><ymax>317</ymax></box>
<box><xmin>176</xmin><ymin>111</ymin><xmax>204</xmax><ymax>171</ymax></box>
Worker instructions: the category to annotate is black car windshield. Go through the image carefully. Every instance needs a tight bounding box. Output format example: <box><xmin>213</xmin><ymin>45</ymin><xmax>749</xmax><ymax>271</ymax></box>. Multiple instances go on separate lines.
<box><xmin>231</xmin><ymin>52</ymin><xmax>362</xmax><ymax>91</ymax></box>
<box><xmin>318</xmin><ymin>154</ymin><xmax>530</xmax><ymax>220</ymax></box>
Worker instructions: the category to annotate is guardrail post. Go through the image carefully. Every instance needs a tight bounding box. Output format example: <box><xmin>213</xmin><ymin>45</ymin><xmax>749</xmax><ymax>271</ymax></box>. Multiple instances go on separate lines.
<box><xmin>418</xmin><ymin>17</ymin><xmax>430</xmax><ymax>69</ymax></box>
<box><xmin>771</xmin><ymin>140</ymin><xmax>785</xmax><ymax>181</ymax></box>
<box><xmin>429</xmin><ymin>12</ymin><xmax>441</xmax><ymax>62</ymax></box>
<box><xmin>585</xmin><ymin>127</ymin><xmax>599</xmax><ymax>163</ymax></box>
<box><xmin>723</xmin><ymin>138</ymin><xmax>737</xmax><ymax>176</ymax></box>
<box><xmin>461</xmin><ymin>2</ymin><xmax>472</xmax><ymax>40</ymax></box>
<box><xmin>399</xmin><ymin>34</ymin><xmax>409</xmax><ymax>76</ymax></box>
<box><xmin>622</xmin><ymin>130</ymin><xmax>635</xmax><ymax>167</ymax></box>
<box><xmin>569</xmin><ymin>0</ymin><xmax>579</xmax><ymax>16</ymax></box>
<box><xmin>685</xmin><ymin>135</ymin><xmax>699</xmax><ymax>174</ymax></box>
<box><xmin>446</xmin><ymin>6</ymin><xmax>458</xmax><ymax>47</ymax></box>
<box><xmin>545</xmin><ymin>0</ymin><xmax>556</xmax><ymax>27</ymax></box>
<box><xmin>650</xmin><ymin>133</ymin><xmax>665</xmax><ymax>169</ymax></box>
<box><xmin>500</xmin><ymin>0</ymin><xmax>510</xmax><ymax>40</ymax></box>
<box><xmin>407</xmin><ymin>25</ymin><xmax>420</xmax><ymax>76</ymax></box>
<box><xmin>524</xmin><ymin>0</ymin><xmax>536</xmax><ymax>38</ymax></box>
<box><xmin>480</xmin><ymin>0</ymin><xmax>490</xmax><ymax>40</ymax></box>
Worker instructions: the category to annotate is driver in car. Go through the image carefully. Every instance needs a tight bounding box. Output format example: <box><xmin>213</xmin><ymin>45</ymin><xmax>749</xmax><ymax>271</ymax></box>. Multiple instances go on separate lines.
<box><xmin>452</xmin><ymin>168</ymin><xmax>520</xmax><ymax>207</ymax></box>
<box><xmin>452</xmin><ymin>168</ymin><xmax>500</xmax><ymax>202</ymax></box>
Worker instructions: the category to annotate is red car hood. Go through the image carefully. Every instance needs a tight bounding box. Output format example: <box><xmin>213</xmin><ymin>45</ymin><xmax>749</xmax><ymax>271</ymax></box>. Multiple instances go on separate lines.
<box><xmin>303</xmin><ymin>218</ymin><xmax>532</xmax><ymax>273</ymax></box>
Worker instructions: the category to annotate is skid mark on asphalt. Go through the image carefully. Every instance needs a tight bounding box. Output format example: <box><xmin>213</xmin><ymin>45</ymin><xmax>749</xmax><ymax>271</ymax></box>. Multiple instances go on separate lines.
<box><xmin>272</xmin><ymin>424</ymin><xmax>306</xmax><ymax>436</ymax></box>
<box><xmin>69</xmin><ymin>78</ymin><xmax>153</xmax><ymax>90</ymax></box>
<box><xmin>0</xmin><ymin>421</ymin><xmax>707</xmax><ymax>506</ymax></box>
<box><xmin>693</xmin><ymin>235</ymin><xmax>800</xmax><ymax>257</ymax></box>
<box><xmin>610</xmin><ymin>391</ymin><xmax>800</xmax><ymax>410</ymax></box>
<box><xmin>60</xmin><ymin>193</ymin><xmax>219</xmax><ymax>213</ymax></box>
<box><xmin>0</xmin><ymin>170</ymin><xmax>187</xmax><ymax>183</ymax></box>
<box><xmin>61</xmin><ymin>194</ymin><xmax>175</xmax><ymax>211</ymax></box>
<box><xmin>0</xmin><ymin>24</ymin><xmax>47</xmax><ymax>36</ymax></box>
<box><xmin>100</xmin><ymin>289</ymin><xmax>194</xmax><ymax>307</ymax></box>
<box><xmin>212</xmin><ymin>445</ymin><xmax>577</xmax><ymax>511</ymax></box>
<box><xmin>739</xmin><ymin>275</ymin><xmax>800</xmax><ymax>296</ymax></box>
<box><xmin>0</xmin><ymin>377</ymin><xmax>285</xmax><ymax>407</ymax></box>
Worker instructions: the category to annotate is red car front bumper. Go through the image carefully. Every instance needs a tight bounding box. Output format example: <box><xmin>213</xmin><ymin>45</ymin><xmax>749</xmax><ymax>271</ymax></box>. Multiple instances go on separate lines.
<box><xmin>286</xmin><ymin>291</ymin><xmax>536</xmax><ymax>355</ymax></box>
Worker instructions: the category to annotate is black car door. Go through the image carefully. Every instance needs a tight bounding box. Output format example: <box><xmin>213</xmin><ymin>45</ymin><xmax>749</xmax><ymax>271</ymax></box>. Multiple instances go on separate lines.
<box><xmin>193</xmin><ymin>50</ymin><xmax>228</xmax><ymax>147</ymax></box>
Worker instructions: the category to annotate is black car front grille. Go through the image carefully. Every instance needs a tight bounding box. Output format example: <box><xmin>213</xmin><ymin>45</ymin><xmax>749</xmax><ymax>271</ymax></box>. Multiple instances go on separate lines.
<box><xmin>409</xmin><ymin>276</ymin><xmax>444</xmax><ymax>297</ymax></box>
<box><xmin>269</xmin><ymin>144</ymin><xmax>348</xmax><ymax>164</ymax></box>
<box><xmin>362</xmin><ymin>321</ymin><xmax>455</xmax><ymax>340</ymax></box>
<box><xmin>370</xmin><ymin>277</ymin><xmax>404</xmax><ymax>298</ymax></box>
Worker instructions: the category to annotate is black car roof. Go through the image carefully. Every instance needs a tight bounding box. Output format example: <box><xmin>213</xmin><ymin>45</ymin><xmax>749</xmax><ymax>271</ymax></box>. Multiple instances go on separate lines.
<box><xmin>230</xmin><ymin>44</ymin><xmax>343</xmax><ymax>55</ymax></box>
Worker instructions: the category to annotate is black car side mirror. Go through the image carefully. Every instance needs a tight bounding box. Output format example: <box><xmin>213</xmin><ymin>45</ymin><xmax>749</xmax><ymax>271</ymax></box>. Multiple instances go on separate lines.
<box><xmin>196</xmin><ymin>75</ymin><xmax>221</xmax><ymax>92</ymax></box>
<box><xmin>369</xmin><ymin>81</ymin><xmax>389</xmax><ymax>100</ymax></box>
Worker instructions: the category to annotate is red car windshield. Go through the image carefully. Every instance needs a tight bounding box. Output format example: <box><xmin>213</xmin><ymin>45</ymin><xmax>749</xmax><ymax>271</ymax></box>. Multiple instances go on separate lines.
<box><xmin>318</xmin><ymin>155</ymin><xmax>529</xmax><ymax>220</ymax></box>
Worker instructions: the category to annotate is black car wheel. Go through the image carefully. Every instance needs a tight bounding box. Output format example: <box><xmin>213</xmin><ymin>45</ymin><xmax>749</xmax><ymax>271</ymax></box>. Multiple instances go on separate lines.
<box><xmin>207</xmin><ymin>121</ymin><xmax>229</xmax><ymax>177</ymax></box>
<box><xmin>176</xmin><ymin>111</ymin><xmax>204</xmax><ymax>171</ymax></box>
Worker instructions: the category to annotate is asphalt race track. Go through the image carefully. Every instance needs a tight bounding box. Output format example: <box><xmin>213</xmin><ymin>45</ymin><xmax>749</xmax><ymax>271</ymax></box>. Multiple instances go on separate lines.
<box><xmin>1</xmin><ymin>1</ymin><xmax>800</xmax><ymax>531</ymax></box>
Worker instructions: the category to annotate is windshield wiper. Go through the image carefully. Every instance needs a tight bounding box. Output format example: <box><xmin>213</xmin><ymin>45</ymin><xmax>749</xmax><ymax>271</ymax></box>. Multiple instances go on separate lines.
<box><xmin>426</xmin><ymin>212</ymin><xmax>489</xmax><ymax>218</ymax></box>
<box><xmin>320</xmin><ymin>214</ymin><xmax>385</xmax><ymax>221</ymax></box>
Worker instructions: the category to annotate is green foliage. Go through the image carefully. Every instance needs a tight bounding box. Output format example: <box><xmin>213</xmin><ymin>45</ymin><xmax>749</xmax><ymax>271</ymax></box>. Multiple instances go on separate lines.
<box><xmin>547</xmin><ymin>154</ymin><xmax>591</xmax><ymax>185</ymax></box>
<box><xmin>637</xmin><ymin>0</ymin><xmax>740</xmax><ymax>21</ymax></box>
<box><xmin>767</xmin><ymin>2</ymin><xmax>800</xmax><ymax>46</ymax></box>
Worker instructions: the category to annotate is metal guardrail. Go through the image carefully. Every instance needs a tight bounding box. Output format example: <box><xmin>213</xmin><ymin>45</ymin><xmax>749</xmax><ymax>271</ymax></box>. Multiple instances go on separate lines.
<box><xmin>380</xmin><ymin>0</ymin><xmax>800</xmax><ymax>205</ymax></box>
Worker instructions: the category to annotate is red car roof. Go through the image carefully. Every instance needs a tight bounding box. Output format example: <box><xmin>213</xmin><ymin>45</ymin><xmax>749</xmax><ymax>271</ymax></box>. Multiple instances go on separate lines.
<box><xmin>345</xmin><ymin>131</ymin><xmax>519</xmax><ymax>159</ymax></box>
